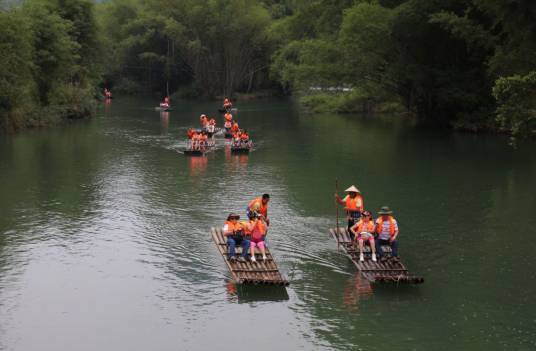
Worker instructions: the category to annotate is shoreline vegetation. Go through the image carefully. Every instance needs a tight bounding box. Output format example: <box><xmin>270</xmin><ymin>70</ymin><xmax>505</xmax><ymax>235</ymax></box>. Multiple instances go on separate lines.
<box><xmin>1</xmin><ymin>0</ymin><xmax>535</xmax><ymax>140</ymax></box>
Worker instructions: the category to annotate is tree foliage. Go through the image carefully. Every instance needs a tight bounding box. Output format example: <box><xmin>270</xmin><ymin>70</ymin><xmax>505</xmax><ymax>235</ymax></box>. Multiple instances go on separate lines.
<box><xmin>0</xmin><ymin>0</ymin><xmax>101</xmax><ymax>132</ymax></box>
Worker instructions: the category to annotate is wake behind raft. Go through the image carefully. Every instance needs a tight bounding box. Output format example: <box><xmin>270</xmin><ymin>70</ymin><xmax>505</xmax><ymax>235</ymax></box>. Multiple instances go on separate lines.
<box><xmin>330</xmin><ymin>227</ymin><xmax>424</xmax><ymax>284</ymax></box>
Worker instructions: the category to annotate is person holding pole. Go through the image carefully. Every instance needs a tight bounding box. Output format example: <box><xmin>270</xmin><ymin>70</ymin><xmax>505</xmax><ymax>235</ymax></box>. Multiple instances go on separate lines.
<box><xmin>335</xmin><ymin>185</ymin><xmax>364</xmax><ymax>238</ymax></box>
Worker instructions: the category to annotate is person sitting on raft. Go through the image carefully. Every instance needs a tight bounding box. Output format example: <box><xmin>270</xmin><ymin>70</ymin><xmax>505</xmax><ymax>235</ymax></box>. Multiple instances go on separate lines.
<box><xmin>223</xmin><ymin>214</ymin><xmax>250</xmax><ymax>262</ymax></box>
<box><xmin>231</xmin><ymin>122</ymin><xmax>239</xmax><ymax>135</ymax></box>
<box><xmin>350</xmin><ymin>210</ymin><xmax>377</xmax><ymax>262</ymax></box>
<box><xmin>187</xmin><ymin>128</ymin><xmax>195</xmax><ymax>139</ymax></box>
<box><xmin>240</xmin><ymin>130</ymin><xmax>249</xmax><ymax>142</ymax></box>
<box><xmin>246</xmin><ymin>212</ymin><xmax>268</xmax><ymax>262</ymax></box>
<box><xmin>375</xmin><ymin>206</ymin><xmax>399</xmax><ymax>262</ymax></box>
<box><xmin>160</xmin><ymin>96</ymin><xmax>170</xmax><ymax>108</ymax></box>
<box><xmin>335</xmin><ymin>185</ymin><xmax>364</xmax><ymax>236</ymax></box>
<box><xmin>247</xmin><ymin>194</ymin><xmax>270</xmax><ymax>226</ymax></box>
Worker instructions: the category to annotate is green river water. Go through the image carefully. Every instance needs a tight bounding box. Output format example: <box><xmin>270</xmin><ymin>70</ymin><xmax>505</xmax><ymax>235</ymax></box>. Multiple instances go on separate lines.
<box><xmin>0</xmin><ymin>97</ymin><xmax>535</xmax><ymax>351</ymax></box>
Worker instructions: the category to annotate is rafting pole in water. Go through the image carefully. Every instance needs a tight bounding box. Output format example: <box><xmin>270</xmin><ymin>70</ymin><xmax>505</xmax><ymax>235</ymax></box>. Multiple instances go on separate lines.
<box><xmin>335</xmin><ymin>179</ymin><xmax>340</xmax><ymax>251</ymax></box>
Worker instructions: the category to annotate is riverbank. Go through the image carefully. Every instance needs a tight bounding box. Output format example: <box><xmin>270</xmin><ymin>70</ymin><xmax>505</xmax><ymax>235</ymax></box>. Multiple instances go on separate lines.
<box><xmin>1</xmin><ymin>92</ymin><xmax>97</xmax><ymax>134</ymax></box>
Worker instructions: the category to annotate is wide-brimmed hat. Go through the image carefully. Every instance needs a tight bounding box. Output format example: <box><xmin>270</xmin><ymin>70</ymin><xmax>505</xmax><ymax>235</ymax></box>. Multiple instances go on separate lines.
<box><xmin>377</xmin><ymin>206</ymin><xmax>393</xmax><ymax>215</ymax></box>
<box><xmin>227</xmin><ymin>213</ymin><xmax>240</xmax><ymax>220</ymax></box>
<box><xmin>345</xmin><ymin>185</ymin><xmax>360</xmax><ymax>193</ymax></box>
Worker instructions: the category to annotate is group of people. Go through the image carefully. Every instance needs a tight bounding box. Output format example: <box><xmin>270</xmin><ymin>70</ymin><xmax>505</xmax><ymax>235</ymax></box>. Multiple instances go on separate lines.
<box><xmin>186</xmin><ymin>129</ymin><xmax>213</xmax><ymax>150</ymax></box>
<box><xmin>335</xmin><ymin>185</ymin><xmax>400</xmax><ymax>263</ymax></box>
<box><xmin>222</xmin><ymin>102</ymin><xmax>253</xmax><ymax>149</ymax></box>
<box><xmin>200</xmin><ymin>114</ymin><xmax>217</xmax><ymax>134</ymax></box>
<box><xmin>223</xmin><ymin>194</ymin><xmax>270</xmax><ymax>262</ymax></box>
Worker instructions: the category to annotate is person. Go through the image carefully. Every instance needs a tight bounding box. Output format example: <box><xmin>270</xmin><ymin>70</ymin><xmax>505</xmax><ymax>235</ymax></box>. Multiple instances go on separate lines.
<box><xmin>224</xmin><ymin>112</ymin><xmax>233</xmax><ymax>126</ymax></box>
<box><xmin>223</xmin><ymin>213</ymin><xmax>250</xmax><ymax>262</ymax></box>
<box><xmin>247</xmin><ymin>194</ymin><xmax>270</xmax><ymax>225</ymax></box>
<box><xmin>104</xmin><ymin>88</ymin><xmax>112</xmax><ymax>98</ymax></box>
<box><xmin>240</xmin><ymin>130</ymin><xmax>249</xmax><ymax>144</ymax></box>
<box><xmin>375</xmin><ymin>206</ymin><xmax>399</xmax><ymax>261</ymax></box>
<box><xmin>223</xmin><ymin>98</ymin><xmax>232</xmax><ymax>110</ymax></box>
<box><xmin>190</xmin><ymin>131</ymin><xmax>200</xmax><ymax>149</ymax></box>
<box><xmin>200</xmin><ymin>114</ymin><xmax>208</xmax><ymax>128</ymax></box>
<box><xmin>199</xmin><ymin>131</ymin><xmax>209</xmax><ymax>146</ymax></box>
<box><xmin>350</xmin><ymin>211</ymin><xmax>377</xmax><ymax>262</ymax></box>
<box><xmin>160</xmin><ymin>96</ymin><xmax>170</xmax><ymax>108</ymax></box>
<box><xmin>231</xmin><ymin>122</ymin><xmax>239</xmax><ymax>134</ymax></box>
<box><xmin>335</xmin><ymin>185</ymin><xmax>364</xmax><ymax>235</ymax></box>
<box><xmin>187</xmin><ymin>128</ymin><xmax>195</xmax><ymax>139</ymax></box>
<box><xmin>246</xmin><ymin>212</ymin><xmax>268</xmax><ymax>262</ymax></box>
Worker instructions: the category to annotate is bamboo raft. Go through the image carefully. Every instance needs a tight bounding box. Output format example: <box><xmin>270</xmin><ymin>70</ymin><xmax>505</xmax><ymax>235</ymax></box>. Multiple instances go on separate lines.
<box><xmin>211</xmin><ymin>227</ymin><xmax>289</xmax><ymax>286</ymax></box>
<box><xmin>329</xmin><ymin>227</ymin><xmax>424</xmax><ymax>284</ymax></box>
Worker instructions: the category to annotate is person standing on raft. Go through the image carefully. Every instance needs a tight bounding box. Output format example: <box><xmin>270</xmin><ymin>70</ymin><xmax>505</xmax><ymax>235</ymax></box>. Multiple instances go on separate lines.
<box><xmin>335</xmin><ymin>185</ymin><xmax>364</xmax><ymax>236</ymax></box>
<box><xmin>247</xmin><ymin>194</ymin><xmax>270</xmax><ymax>226</ymax></box>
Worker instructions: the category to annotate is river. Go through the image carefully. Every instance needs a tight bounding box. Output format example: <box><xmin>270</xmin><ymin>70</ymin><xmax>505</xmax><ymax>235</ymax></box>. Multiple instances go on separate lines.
<box><xmin>0</xmin><ymin>97</ymin><xmax>535</xmax><ymax>351</ymax></box>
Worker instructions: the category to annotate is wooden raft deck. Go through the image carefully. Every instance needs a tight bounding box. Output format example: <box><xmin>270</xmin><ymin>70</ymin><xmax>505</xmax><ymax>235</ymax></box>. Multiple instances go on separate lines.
<box><xmin>211</xmin><ymin>228</ymin><xmax>289</xmax><ymax>286</ymax></box>
<box><xmin>329</xmin><ymin>227</ymin><xmax>424</xmax><ymax>284</ymax></box>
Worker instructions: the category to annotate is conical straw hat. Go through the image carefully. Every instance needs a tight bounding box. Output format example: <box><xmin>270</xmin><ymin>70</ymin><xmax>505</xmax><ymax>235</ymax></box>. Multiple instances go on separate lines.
<box><xmin>344</xmin><ymin>185</ymin><xmax>360</xmax><ymax>193</ymax></box>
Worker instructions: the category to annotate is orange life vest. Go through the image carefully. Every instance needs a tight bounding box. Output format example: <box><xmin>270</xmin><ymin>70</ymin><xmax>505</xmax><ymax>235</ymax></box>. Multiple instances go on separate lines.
<box><xmin>224</xmin><ymin>113</ymin><xmax>232</xmax><ymax>122</ymax></box>
<box><xmin>356</xmin><ymin>219</ymin><xmax>374</xmax><ymax>233</ymax></box>
<box><xmin>240</xmin><ymin>133</ymin><xmax>248</xmax><ymax>140</ymax></box>
<box><xmin>231</xmin><ymin>124</ymin><xmax>239</xmax><ymax>132</ymax></box>
<box><xmin>376</xmin><ymin>216</ymin><xmax>396</xmax><ymax>236</ymax></box>
<box><xmin>248</xmin><ymin>197</ymin><xmax>268</xmax><ymax>217</ymax></box>
<box><xmin>345</xmin><ymin>195</ymin><xmax>363</xmax><ymax>212</ymax></box>
<box><xmin>251</xmin><ymin>220</ymin><xmax>267</xmax><ymax>239</ymax></box>
<box><xmin>224</xmin><ymin>221</ymin><xmax>243</xmax><ymax>234</ymax></box>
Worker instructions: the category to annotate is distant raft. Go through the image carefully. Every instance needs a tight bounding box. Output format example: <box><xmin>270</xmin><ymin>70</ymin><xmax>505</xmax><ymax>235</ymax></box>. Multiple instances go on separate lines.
<box><xmin>329</xmin><ymin>227</ymin><xmax>424</xmax><ymax>284</ymax></box>
<box><xmin>211</xmin><ymin>227</ymin><xmax>289</xmax><ymax>286</ymax></box>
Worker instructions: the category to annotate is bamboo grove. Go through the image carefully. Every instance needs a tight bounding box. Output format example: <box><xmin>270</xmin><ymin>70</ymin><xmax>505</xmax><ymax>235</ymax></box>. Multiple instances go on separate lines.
<box><xmin>1</xmin><ymin>0</ymin><xmax>535</xmax><ymax>138</ymax></box>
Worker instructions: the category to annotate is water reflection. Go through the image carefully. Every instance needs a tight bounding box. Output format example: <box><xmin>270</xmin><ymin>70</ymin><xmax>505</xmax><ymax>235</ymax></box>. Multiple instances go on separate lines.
<box><xmin>187</xmin><ymin>155</ymin><xmax>207</xmax><ymax>176</ymax></box>
<box><xmin>225</xmin><ymin>281</ymin><xmax>289</xmax><ymax>303</ymax></box>
<box><xmin>342</xmin><ymin>273</ymin><xmax>373</xmax><ymax>311</ymax></box>
<box><xmin>160</xmin><ymin>111</ymin><xmax>169</xmax><ymax>135</ymax></box>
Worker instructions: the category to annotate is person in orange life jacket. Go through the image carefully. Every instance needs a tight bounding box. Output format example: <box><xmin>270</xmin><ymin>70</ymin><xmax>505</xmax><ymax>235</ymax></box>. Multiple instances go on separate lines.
<box><xmin>247</xmin><ymin>194</ymin><xmax>269</xmax><ymax>226</ymax></box>
<box><xmin>231</xmin><ymin>122</ymin><xmax>239</xmax><ymax>134</ymax></box>
<box><xmin>245</xmin><ymin>212</ymin><xmax>268</xmax><ymax>262</ymax></box>
<box><xmin>199</xmin><ymin>132</ymin><xmax>209</xmax><ymax>145</ymax></box>
<box><xmin>375</xmin><ymin>206</ymin><xmax>399</xmax><ymax>261</ymax></box>
<box><xmin>350</xmin><ymin>211</ymin><xmax>377</xmax><ymax>262</ymax></box>
<box><xmin>240</xmin><ymin>130</ymin><xmax>249</xmax><ymax>142</ymax></box>
<box><xmin>187</xmin><ymin>129</ymin><xmax>195</xmax><ymax>139</ymax></box>
<box><xmin>223</xmin><ymin>213</ymin><xmax>250</xmax><ymax>262</ymax></box>
<box><xmin>335</xmin><ymin>185</ymin><xmax>364</xmax><ymax>236</ymax></box>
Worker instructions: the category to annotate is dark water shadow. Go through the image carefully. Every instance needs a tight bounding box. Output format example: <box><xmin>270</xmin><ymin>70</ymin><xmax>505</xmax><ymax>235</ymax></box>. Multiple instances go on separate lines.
<box><xmin>225</xmin><ymin>281</ymin><xmax>289</xmax><ymax>303</ymax></box>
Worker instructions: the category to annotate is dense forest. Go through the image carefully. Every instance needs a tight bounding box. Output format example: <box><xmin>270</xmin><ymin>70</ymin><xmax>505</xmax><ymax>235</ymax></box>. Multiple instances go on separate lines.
<box><xmin>1</xmin><ymin>0</ymin><xmax>535</xmax><ymax>138</ymax></box>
